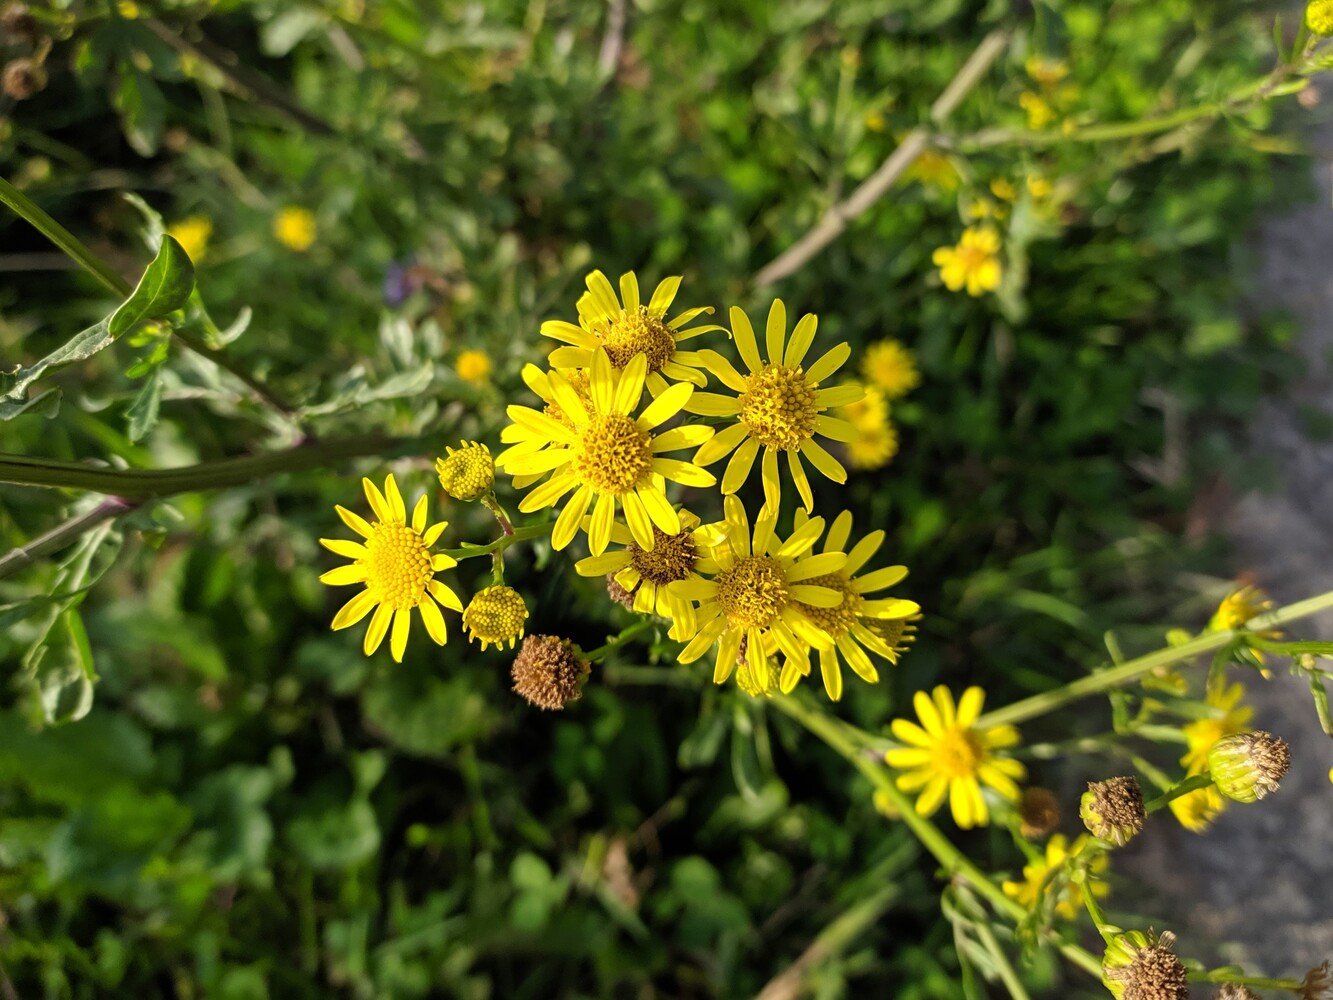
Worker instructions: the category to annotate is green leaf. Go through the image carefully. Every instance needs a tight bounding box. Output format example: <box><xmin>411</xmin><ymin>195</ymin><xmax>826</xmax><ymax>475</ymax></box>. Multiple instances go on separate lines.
<box><xmin>112</xmin><ymin>68</ymin><xmax>166</xmax><ymax>157</ymax></box>
<box><xmin>0</xmin><ymin>386</ymin><xmax>61</xmax><ymax>421</ymax></box>
<box><xmin>27</xmin><ymin>610</ymin><xmax>97</xmax><ymax>724</ymax></box>
<box><xmin>110</xmin><ymin>235</ymin><xmax>196</xmax><ymax>339</ymax></box>
<box><xmin>125</xmin><ymin>367</ymin><xmax>163</xmax><ymax>443</ymax></box>
<box><xmin>1</xmin><ymin>317</ymin><xmax>114</xmax><ymax>403</ymax></box>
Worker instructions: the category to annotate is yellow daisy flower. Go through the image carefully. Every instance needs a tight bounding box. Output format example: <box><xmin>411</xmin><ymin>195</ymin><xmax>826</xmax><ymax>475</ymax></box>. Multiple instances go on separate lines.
<box><xmin>541</xmin><ymin>270</ymin><xmax>723</xmax><ymax>395</ymax></box>
<box><xmin>319</xmin><ymin>474</ymin><xmax>463</xmax><ymax>663</ymax></box>
<box><xmin>1024</xmin><ymin>55</ymin><xmax>1070</xmax><ymax>88</ymax></box>
<box><xmin>574</xmin><ymin>510</ymin><xmax>722</xmax><ymax>640</ymax></box>
<box><xmin>847</xmin><ymin>423</ymin><xmax>899</xmax><ymax>470</ymax></box>
<box><xmin>776</xmin><ymin>510</ymin><xmax>919</xmax><ymax>701</ymax></box>
<box><xmin>688</xmin><ymin>300</ymin><xmax>863</xmax><ymax>513</ymax></box>
<box><xmin>905</xmin><ymin>149</ymin><xmax>961</xmax><ymax>193</ymax></box>
<box><xmin>885</xmin><ymin>686</ymin><xmax>1026</xmax><ymax>829</ymax></box>
<box><xmin>861</xmin><ymin>340</ymin><xmax>920</xmax><ymax>400</ymax></box>
<box><xmin>1208</xmin><ymin>584</ymin><xmax>1274</xmax><ymax>632</ymax></box>
<box><xmin>455</xmin><ymin>349</ymin><xmax>493</xmax><ymax>386</ymax></box>
<box><xmin>495</xmin><ymin>348</ymin><xmax>716</xmax><ymax>555</ymax></box>
<box><xmin>671</xmin><ymin>496</ymin><xmax>848</xmax><ymax>695</ymax></box>
<box><xmin>1019</xmin><ymin>91</ymin><xmax>1056</xmax><ymax>129</ymax></box>
<box><xmin>273</xmin><ymin>206</ymin><xmax>317</xmax><ymax>252</ymax></box>
<box><xmin>166</xmin><ymin>215</ymin><xmax>212</xmax><ymax>263</ymax></box>
<box><xmin>933</xmin><ymin>227</ymin><xmax>1002</xmax><ymax>297</ymax></box>
<box><xmin>1180</xmin><ymin>681</ymin><xmax>1253</xmax><ymax>774</ymax></box>
<box><xmin>989</xmin><ymin>178</ymin><xmax>1018</xmax><ymax>202</ymax></box>
<box><xmin>1169</xmin><ymin>784</ymin><xmax>1226</xmax><ymax>833</ymax></box>
<box><xmin>1002</xmin><ymin>834</ymin><xmax>1109</xmax><ymax>921</ymax></box>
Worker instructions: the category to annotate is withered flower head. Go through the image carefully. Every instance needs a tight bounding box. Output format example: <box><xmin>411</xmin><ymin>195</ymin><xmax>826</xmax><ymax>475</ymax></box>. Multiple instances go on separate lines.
<box><xmin>1102</xmin><ymin>930</ymin><xmax>1189</xmax><ymax>1000</ymax></box>
<box><xmin>1018</xmin><ymin>786</ymin><xmax>1061</xmax><ymax>839</ymax></box>
<box><xmin>1300</xmin><ymin>960</ymin><xmax>1333</xmax><ymax>1000</ymax></box>
<box><xmin>1208</xmin><ymin>730</ymin><xmax>1291</xmax><ymax>803</ymax></box>
<box><xmin>1081</xmin><ymin>776</ymin><xmax>1146</xmax><ymax>847</ymax></box>
<box><xmin>606</xmin><ymin>573</ymin><xmax>637</xmax><ymax>610</ymax></box>
<box><xmin>2</xmin><ymin>58</ymin><xmax>46</xmax><ymax>100</ymax></box>
<box><xmin>511</xmin><ymin>634</ymin><xmax>590</xmax><ymax>710</ymax></box>
<box><xmin>1214</xmin><ymin>985</ymin><xmax>1261</xmax><ymax>1000</ymax></box>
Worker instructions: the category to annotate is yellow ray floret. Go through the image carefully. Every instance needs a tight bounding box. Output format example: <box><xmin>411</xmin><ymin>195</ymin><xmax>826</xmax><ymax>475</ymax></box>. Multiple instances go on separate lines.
<box><xmin>776</xmin><ymin>510</ymin><xmax>920</xmax><ymax>701</ymax></box>
<box><xmin>1001</xmin><ymin>833</ymin><xmax>1108</xmax><ymax>921</ymax></box>
<box><xmin>670</xmin><ymin>495</ymin><xmax>849</xmax><ymax>696</ymax></box>
<box><xmin>541</xmin><ymin>270</ymin><xmax>724</xmax><ymax>396</ymax></box>
<box><xmin>318</xmin><ymin>473</ymin><xmax>464</xmax><ymax>663</ymax></box>
<box><xmin>688</xmin><ymin>299</ymin><xmax>863</xmax><ymax>513</ymax></box>
<box><xmin>885</xmin><ymin>685</ymin><xmax>1026</xmax><ymax>829</ymax></box>
<box><xmin>495</xmin><ymin>347</ymin><xmax>717</xmax><ymax>555</ymax></box>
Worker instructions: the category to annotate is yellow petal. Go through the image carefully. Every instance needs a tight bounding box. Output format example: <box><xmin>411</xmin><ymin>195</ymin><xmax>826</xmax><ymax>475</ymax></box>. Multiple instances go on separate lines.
<box><xmin>764</xmin><ymin>299</ymin><xmax>787</xmax><ymax>364</ymax></box>
<box><xmin>638</xmin><ymin>380</ymin><xmax>692</xmax><ymax>430</ymax></box>
<box><xmin>320</xmin><ymin>564</ymin><xmax>368</xmax><ymax>586</ymax></box>
<box><xmin>336</xmin><ymin>505</ymin><xmax>374</xmax><ymax>539</ymax></box>
<box><xmin>332</xmin><ymin>589</ymin><xmax>377</xmax><ymax>630</ymax></box>
<box><xmin>320</xmin><ymin>538</ymin><xmax>367</xmax><ymax>559</ymax></box>
<box><xmin>721</xmin><ymin>438</ymin><xmax>760</xmax><ymax>494</ymax></box>
<box><xmin>364</xmin><ymin>603</ymin><xmax>393</xmax><ymax>655</ymax></box>
<box><xmin>805</xmin><ymin>342</ymin><xmax>851</xmax><ymax>384</ymax></box>
<box><xmin>419</xmin><ymin>596</ymin><xmax>448</xmax><ymax>645</ymax></box>
<box><xmin>390</xmin><ymin>607</ymin><xmax>411</xmax><ymax>663</ymax></box>
<box><xmin>729</xmin><ymin>305</ymin><xmax>763</xmax><ymax>373</ymax></box>
<box><xmin>784</xmin><ymin>312</ymin><xmax>818</xmax><ymax>367</ymax></box>
<box><xmin>553</xmin><ymin>485</ymin><xmax>594</xmax><ymax>550</ymax></box>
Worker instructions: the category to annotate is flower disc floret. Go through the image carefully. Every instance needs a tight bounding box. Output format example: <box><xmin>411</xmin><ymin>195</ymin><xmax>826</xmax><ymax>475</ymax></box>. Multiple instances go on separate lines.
<box><xmin>463</xmin><ymin>585</ymin><xmax>529</xmax><ymax>651</ymax></box>
<box><xmin>365</xmin><ymin>523</ymin><xmax>434</xmax><ymax>609</ymax></box>
<box><xmin>798</xmin><ymin>572</ymin><xmax>861</xmax><ymax>636</ymax></box>
<box><xmin>599</xmin><ymin>307</ymin><xmax>678</xmax><ymax>371</ymax></box>
<box><xmin>716</xmin><ymin>555</ymin><xmax>790</xmax><ymax>630</ymax></box>
<box><xmin>739</xmin><ymin>364</ymin><xmax>819</xmax><ymax>451</ymax></box>
<box><xmin>575</xmin><ymin>413</ymin><xmax>653</xmax><ymax>494</ymax></box>
<box><xmin>629</xmin><ymin>527</ymin><xmax>698</xmax><ymax>585</ymax></box>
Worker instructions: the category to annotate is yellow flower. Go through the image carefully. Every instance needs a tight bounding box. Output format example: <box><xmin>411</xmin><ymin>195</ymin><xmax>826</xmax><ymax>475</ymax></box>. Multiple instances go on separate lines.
<box><xmin>1026</xmin><ymin>174</ymin><xmax>1054</xmax><ymax>200</ymax></box>
<box><xmin>496</xmin><ymin>348</ymin><xmax>715</xmax><ymax>555</ymax></box>
<box><xmin>885</xmin><ymin>686</ymin><xmax>1026</xmax><ymax>829</ymax></box>
<box><xmin>1169</xmin><ymin>783</ymin><xmax>1226</xmax><ymax>833</ymax></box>
<box><xmin>1208</xmin><ymin>584</ymin><xmax>1273</xmax><ymax>632</ymax></box>
<box><xmin>435</xmin><ymin>441</ymin><xmax>495</xmax><ymax>501</ymax></box>
<box><xmin>542</xmin><ymin>270</ymin><xmax>723</xmax><ymax>396</ymax></box>
<box><xmin>932</xmin><ymin>227</ymin><xmax>1002</xmax><ymax>297</ymax></box>
<box><xmin>861</xmin><ymin>340</ymin><xmax>920</xmax><ymax>400</ymax></box>
<box><xmin>863</xmin><ymin>111</ymin><xmax>887</xmax><ymax>133</ymax></box>
<box><xmin>688</xmin><ymin>300</ymin><xmax>862</xmax><ymax>513</ymax></box>
<box><xmin>1019</xmin><ymin>91</ymin><xmax>1056</xmax><ymax>129</ymax></box>
<box><xmin>462</xmin><ymin>585</ymin><xmax>529</xmax><ymax>650</ymax></box>
<box><xmin>989</xmin><ymin>178</ymin><xmax>1018</xmax><ymax>202</ymax></box>
<box><xmin>166</xmin><ymin>216</ymin><xmax>212</xmax><ymax>263</ymax></box>
<box><xmin>574</xmin><ymin>510</ymin><xmax>721</xmax><ymax>640</ymax></box>
<box><xmin>319</xmin><ymin>474</ymin><xmax>463</xmax><ymax>663</ymax></box>
<box><xmin>1180</xmin><ymin>681</ymin><xmax>1253</xmax><ymax>774</ymax></box>
<box><xmin>905</xmin><ymin>149</ymin><xmax>960</xmax><ymax>192</ymax></box>
<box><xmin>273</xmin><ymin>206</ymin><xmax>316</xmax><ymax>252</ymax></box>
<box><xmin>1024</xmin><ymin>55</ymin><xmax>1069</xmax><ymax>87</ymax></box>
<box><xmin>964</xmin><ymin>197</ymin><xmax>1006</xmax><ymax>222</ymax></box>
<box><xmin>775</xmin><ymin>510</ymin><xmax>919</xmax><ymax>701</ymax></box>
<box><xmin>117</xmin><ymin>0</ymin><xmax>140</xmax><ymax>18</ymax></box>
<box><xmin>455</xmin><ymin>348</ymin><xmax>493</xmax><ymax>386</ymax></box>
<box><xmin>671</xmin><ymin>496</ymin><xmax>848</xmax><ymax>695</ymax></box>
<box><xmin>1002</xmin><ymin>834</ymin><xmax>1109</xmax><ymax>921</ymax></box>
<box><xmin>1307</xmin><ymin>0</ymin><xmax>1333</xmax><ymax>35</ymax></box>
<box><xmin>847</xmin><ymin>423</ymin><xmax>898</xmax><ymax>470</ymax></box>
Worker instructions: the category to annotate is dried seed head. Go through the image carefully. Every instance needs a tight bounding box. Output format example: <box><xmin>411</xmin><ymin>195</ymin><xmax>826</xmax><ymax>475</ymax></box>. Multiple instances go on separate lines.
<box><xmin>1214</xmin><ymin>985</ymin><xmax>1261</xmax><ymax>1000</ymax></box>
<box><xmin>1018</xmin><ymin>786</ymin><xmax>1061</xmax><ymax>839</ymax></box>
<box><xmin>1081</xmin><ymin>776</ymin><xmax>1146</xmax><ymax>847</ymax></box>
<box><xmin>605</xmin><ymin>573</ymin><xmax>636</xmax><ymax>610</ymax></box>
<box><xmin>1</xmin><ymin>4</ymin><xmax>39</xmax><ymax>44</ymax></box>
<box><xmin>1300</xmin><ymin>960</ymin><xmax>1333</xmax><ymax>1000</ymax></box>
<box><xmin>511</xmin><ymin>635</ymin><xmax>590</xmax><ymax>710</ymax></box>
<box><xmin>1208</xmin><ymin>730</ymin><xmax>1291</xmax><ymax>803</ymax></box>
<box><xmin>1102</xmin><ymin>930</ymin><xmax>1189</xmax><ymax>1000</ymax></box>
<box><xmin>2</xmin><ymin>58</ymin><xmax>46</xmax><ymax>100</ymax></box>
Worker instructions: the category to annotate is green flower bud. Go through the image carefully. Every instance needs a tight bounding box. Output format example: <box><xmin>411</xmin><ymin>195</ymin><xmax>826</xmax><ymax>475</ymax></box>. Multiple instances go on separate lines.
<box><xmin>1101</xmin><ymin>930</ymin><xmax>1189</xmax><ymax>1000</ymax></box>
<box><xmin>1208</xmin><ymin>730</ymin><xmax>1290</xmax><ymax>803</ymax></box>
<box><xmin>435</xmin><ymin>441</ymin><xmax>494</xmax><ymax>501</ymax></box>
<box><xmin>1080</xmin><ymin>776</ymin><xmax>1145</xmax><ymax>847</ymax></box>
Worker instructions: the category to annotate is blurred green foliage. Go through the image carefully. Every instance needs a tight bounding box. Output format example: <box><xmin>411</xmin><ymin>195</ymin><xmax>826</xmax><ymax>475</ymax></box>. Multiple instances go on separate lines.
<box><xmin>0</xmin><ymin>0</ymin><xmax>1311</xmax><ymax>996</ymax></box>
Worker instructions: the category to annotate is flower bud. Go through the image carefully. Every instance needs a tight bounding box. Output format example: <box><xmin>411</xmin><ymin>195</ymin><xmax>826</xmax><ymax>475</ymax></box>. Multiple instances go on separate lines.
<box><xmin>1101</xmin><ymin>930</ymin><xmax>1189</xmax><ymax>1000</ymax></box>
<box><xmin>462</xmin><ymin>585</ymin><xmax>528</xmax><ymax>651</ymax></box>
<box><xmin>1208</xmin><ymin>730</ymin><xmax>1290</xmax><ymax>803</ymax></box>
<box><xmin>511</xmin><ymin>635</ymin><xmax>590</xmax><ymax>710</ymax></box>
<box><xmin>1308</xmin><ymin>0</ymin><xmax>1333</xmax><ymax>36</ymax></box>
<box><xmin>1080</xmin><ymin>776</ymin><xmax>1145</xmax><ymax>846</ymax></box>
<box><xmin>435</xmin><ymin>441</ymin><xmax>494</xmax><ymax>501</ymax></box>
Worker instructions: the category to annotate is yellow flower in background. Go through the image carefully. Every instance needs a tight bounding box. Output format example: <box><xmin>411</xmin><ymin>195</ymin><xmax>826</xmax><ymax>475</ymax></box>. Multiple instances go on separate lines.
<box><xmin>496</xmin><ymin>348</ymin><xmax>715</xmax><ymax>555</ymax></box>
<box><xmin>1310</xmin><ymin>0</ymin><xmax>1333</xmax><ymax>35</ymax></box>
<box><xmin>1019</xmin><ymin>91</ymin><xmax>1056</xmax><ymax>129</ymax></box>
<box><xmin>688</xmin><ymin>300</ymin><xmax>862</xmax><ymax>513</ymax></box>
<box><xmin>455</xmin><ymin>348</ymin><xmax>493</xmax><ymax>386</ymax></box>
<box><xmin>905</xmin><ymin>149</ymin><xmax>960</xmax><ymax>192</ymax></box>
<box><xmin>1002</xmin><ymin>834</ymin><xmax>1109</xmax><ymax>920</ymax></box>
<box><xmin>1024</xmin><ymin>55</ymin><xmax>1070</xmax><ymax>87</ymax></box>
<box><xmin>1169</xmin><ymin>784</ymin><xmax>1226</xmax><ymax>833</ymax></box>
<box><xmin>575</xmin><ymin>510</ymin><xmax>722</xmax><ymax>640</ymax></box>
<box><xmin>1180</xmin><ymin>681</ymin><xmax>1253</xmax><ymax>774</ymax></box>
<box><xmin>167</xmin><ymin>216</ymin><xmax>212</xmax><ymax>263</ymax></box>
<box><xmin>777</xmin><ymin>510</ymin><xmax>919</xmax><ymax>701</ymax></box>
<box><xmin>886</xmin><ymin>686</ymin><xmax>1026</xmax><ymax>829</ymax></box>
<box><xmin>863</xmin><ymin>110</ymin><xmax>887</xmax><ymax>133</ymax></box>
<box><xmin>1027</xmin><ymin>174</ymin><xmax>1054</xmax><ymax>200</ymax></box>
<box><xmin>861</xmin><ymin>340</ymin><xmax>920</xmax><ymax>400</ymax></box>
<box><xmin>542</xmin><ymin>270</ymin><xmax>723</xmax><ymax>396</ymax></box>
<box><xmin>846</xmin><ymin>423</ymin><xmax>898</xmax><ymax>470</ymax></box>
<box><xmin>318</xmin><ymin>474</ymin><xmax>463</xmax><ymax>663</ymax></box>
<box><xmin>273</xmin><ymin>206</ymin><xmax>317</xmax><ymax>252</ymax></box>
<box><xmin>989</xmin><ymin>178</ymin><xmax>1018</xmax><ymax>202</ymax></box>
<box><xmin>964</xmin><ymin>197</ymin><xmax>1006</xmax><ymax>222</ymax></box>
<box><xmin>117</xmin><ymin>0</ymin><xmax>141</xmax><ymax>18</ymax></box>
<box><xmin>933</xmin><ymin>227</ymin><xmax>1002</xmax><ymax>297</ymax></box>
<box><xmin>672</xmin><ymin>496</ymin><xmax>847</xmax><ymax>695</ymax></box>
<box><xmin>462</xmin><ymin>585</ymin><xmax>529</xmax><ymax>650</ymax></box>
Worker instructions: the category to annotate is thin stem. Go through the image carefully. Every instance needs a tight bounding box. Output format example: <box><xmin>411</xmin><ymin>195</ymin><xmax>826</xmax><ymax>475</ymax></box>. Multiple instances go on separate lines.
<box><xmin>600</xmin><ymin>663</ymin><xmax>702</xmax><ymax>687</ymax></box>
<box><xmin>751</xmin><ymin>29</ymin><xmax>1010</xmax><ymax>287</ymax></box>
<box><xmin>1143</xmin><ymin>772</ymin><xmax>1215</xmax><ymax>814</ymax></box>
<box><xmin>173</xmin><ymin>327</ymin><xmax>298</xmax><ymax>418</ymax></box>
<box><xmin>437</xmin><ymin>521</ymin><xmax>551</xmax><ymax>562</ymax></box>
<box><xmin>0</xmin><ymin>435</ymin><xmax>406</xmax><ymax>499</ymax></box>
<box><xmin>976</xmin><ymin>587</ymin><xmax>1333</xmax><ymax>730</ymax></box>
<box><xmin>969</xmin><ymin>915</ymin><xmax>1032</xmax><ymax>1000</ymax></box>
<box><xmin>1187</xmin><ymin>969</ymin><xmax>1304</xmax><ymax>991</ymax></box>
<box><xmin>770</xmin><ymin>693</ymin><xmax>1103</xmax><ymax>980</ymax></box>
<box><xmin>0</xmin><ymin>497</ymin><xmax>137</xmax><ymax>581</ymax></box>
<box><xmin>481</xmin><ymin>493</ymin><xmax>515</xmax><ymax>584</ymax></box>
<box><xmin>1079</xmin><ymin>877</ymin><xmax>1116</xmax><ymax>946</ymax></box>
<box><xmin>585</xmin><ymin>618</ymin><xmax>656</xmax><ymax>663</ymax></box>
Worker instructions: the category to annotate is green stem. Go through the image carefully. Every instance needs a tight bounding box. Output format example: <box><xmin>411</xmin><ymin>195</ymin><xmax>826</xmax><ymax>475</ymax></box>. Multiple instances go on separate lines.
<box><xmin>585</xmin><ymin>618</ymin><xmax>656</xmax><ymax>663</ymax></box>
<box><xmin>969</xmin><ymin>915</ymin><xmax>1032</xmax><ymax>1000</ymax></box>
<box><xmin>1143</xmin><ymin>772</ymin><xmax>1215</xmax><ymax>814</ymax></box>
<box><xmin>481</xmin><ymin>493</ymin><xmax>515</xmax><ymax>584</ymax></box>
<box><xmin>1187</xmin><ymin>969</ymin><xmax>1303</xmax><ymax>991</ymax></box>
<box><xmin>601</xmin><ymin>663</ymin><xmax>702</xmax><ymax>687</ymax></box>
<box><xmin>0</xmin><ymin>435</ymin><xmax>405</xmax><ymax>499</ymax></box>
<box><xmin>975</xmin><ymin>587</ymin><xmax>1333</xmax><ymax>730</ymax></box>
<box><xmin>770</xmin><ymin>693</ymin><xmax>1103</xmax><ymax>980</ymax></box>
<box><xmin>0</xmin><ymin>497</ymin><xmax>137</xmax><ymax>582</ymax></box>
<box><xmin>0</xmin><ymin>174</ymin><xmax>130</xmax><ymax>297</ymax></box>
<box><xmin>437</xmin><ymin>521</ymin><xmax>551</xmax><ymax>562</ymax></box>
<box><xmin>1078</xmin><ymin>877</ymin><xmax>1116</xmax><ymax>946</ymax></box>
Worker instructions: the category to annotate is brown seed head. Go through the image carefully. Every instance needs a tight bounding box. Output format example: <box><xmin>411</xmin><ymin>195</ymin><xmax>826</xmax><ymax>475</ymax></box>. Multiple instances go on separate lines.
<box><xmin>1215</xmin><ymin>985</ymin><xmax>1261</xmax><ymax>1000</ymax></box>
<box><xmin>1103</xmin><ymin>930</ymin><xmax>1189</xmax><ymax>1000</ymax></box>
<box><xmin>2</xmin><ymin>58</ymin><xmax>46</xmax><ymax>100</ymax></box>
<box><xmin>1300</xmin><ymin>960</ymin><xmax>1333</xmax><ymax>1000</ymax></box>
<box><xmin>606</xmin><ymin>573</ymin><xmax>636</xmax><ymax>610</ymax></box>
<box><xmin>511</xmin><ymin>634</ymin><xmax>590</xmax><ymax>710</ymax></box>
<box><xmin>1081</xmin><ymin>776</ymin><xmax>1146</xmax><ymax>846</ymax></box>
<box><xmin>1018</xmin><ymin>786</ymin><xmax>1061</xmax><ymax>839</ymax></box>
<box><xmin>1</xmin><ymin>4</ymin><xmax>39</xmax><ymax>44</ymax></box>
<box><xmin>1209</xmin><ymin>730</ymin><xmax>1291</xmax><ymax>803</ymax></box>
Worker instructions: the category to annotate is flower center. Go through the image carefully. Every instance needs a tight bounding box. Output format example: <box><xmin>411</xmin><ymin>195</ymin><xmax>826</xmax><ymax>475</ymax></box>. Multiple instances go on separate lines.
<box><xmin>931</xmin><ymin>727</ymin><xmax>983</xmax><ymax>779</ymax></box>
<box><xmin>575</xmin><ymin>413</ymin><xmax>653</xmax><ymax>495</ymax></box>
<box><xmin>956</xmin><ymin>244</ymin><xmax>992</xmax><ymax>274</ymax></box>
<box><xmin>630</xmin><ymin>527</ymin><xmax>697</xmax><ymax>585</ymax></box>
<box><xmin>363</xmin><ymin>523</ymin><xmax>433</xmax><ymax>610</ymax></box>
<box><xmin>739</xmin><ymin>364</ymin><xmax>818</xmax><ymax>451</ymax></box>
<box><xmin>796</xmin><ymin>572</ymin><xmax>861</xmax><ymax>637</ymax></box>
<box><xmin>715</xmin><ymin>555</ymin><xmax>789</xmax><ymax>630</ymax></box>
<box><xmin>593</xmin><ymin>306</ymin><xmax>677</xmax><ymax>372</ymax></box>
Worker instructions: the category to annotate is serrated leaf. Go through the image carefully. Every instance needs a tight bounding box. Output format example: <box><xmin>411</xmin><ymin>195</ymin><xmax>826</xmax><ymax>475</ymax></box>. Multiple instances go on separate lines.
<box><xmin>110</xmin><ymin>235</ymin><xmax>195</xmax><ymax>339</ymax></box>
<box><xmin>125</xmin><ymin>367</ymin><xmax>163</xmax><ymax>443</ymax></box>
<box><xmin>0</xmin><ymin>386</ymin><xmax>61</xmax><ymax>421</ymax></box>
